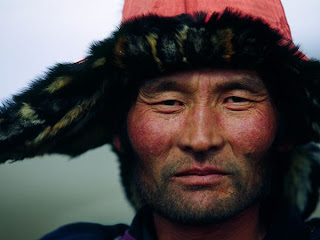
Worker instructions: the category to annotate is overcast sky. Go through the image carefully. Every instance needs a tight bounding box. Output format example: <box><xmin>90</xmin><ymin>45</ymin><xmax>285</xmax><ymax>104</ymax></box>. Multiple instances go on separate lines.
<box><xmin>0</xmin><ymin>1</ymin><xmax>319</xmax><ymax>239</ymax></box>
<box><xmin>0</xmin><ymin>0</ymin><xmax>319</xmax><ymax>101</ymax></box>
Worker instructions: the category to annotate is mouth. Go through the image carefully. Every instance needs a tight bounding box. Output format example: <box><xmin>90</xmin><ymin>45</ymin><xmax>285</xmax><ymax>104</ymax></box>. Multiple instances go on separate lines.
<box><xmin>172</xmin><ymin>167</ymin><xmax>229</xmax><ymax>186</ymax></box>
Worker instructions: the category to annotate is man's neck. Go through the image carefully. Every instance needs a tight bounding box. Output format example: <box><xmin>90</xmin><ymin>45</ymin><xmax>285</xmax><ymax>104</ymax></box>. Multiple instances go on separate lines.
<box><xmin>153</xmin><ymin>203</ymin><xmax>265</xmax><ymax>240</ymax></box>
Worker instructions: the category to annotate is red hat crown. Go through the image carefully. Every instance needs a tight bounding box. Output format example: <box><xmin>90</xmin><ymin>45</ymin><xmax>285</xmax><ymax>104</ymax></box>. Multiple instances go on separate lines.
<box><xmin>122</xmin><ymin>0</ymin><xmax>292</xmax><ymax>41</ymax></box>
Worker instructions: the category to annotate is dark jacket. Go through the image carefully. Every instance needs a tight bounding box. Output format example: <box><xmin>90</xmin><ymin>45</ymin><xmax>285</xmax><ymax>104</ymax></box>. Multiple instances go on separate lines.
<box><xmin>40</xmin><ymin>206</ymin><xmax>320</xmax><ymax>240</ymax></box>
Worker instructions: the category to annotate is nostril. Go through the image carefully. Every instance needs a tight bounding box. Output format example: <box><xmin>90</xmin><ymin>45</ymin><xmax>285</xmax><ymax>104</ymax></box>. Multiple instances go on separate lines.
<box><xmin>189</xmin><ymin>141</ymin><xmax>214</xmax><ymax>153</ymax></box>
<box><xmin>178</xmin><ymin>107</ymin><xmax>225</xmax><ymax>153</ymax></box>
<box><xmin>178</xmin><ymin>128</ymin><xmax>225</xmax><ymax>153</ymax></box>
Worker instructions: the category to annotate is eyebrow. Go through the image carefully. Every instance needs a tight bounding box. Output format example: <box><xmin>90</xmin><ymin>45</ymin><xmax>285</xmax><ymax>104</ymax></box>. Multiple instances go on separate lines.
<box><xmin>214</xmin><ymin>77</ymin><xmax>265</xmax><ymax>93</ymax></box>
<box><xmin>141</xmin><ymin>79</ymin><xmax>193</xmax><ymax>94</ymax></box>
<box><xmin>141</xmin><ymin>76</ymin><xmax>265</xmax><ymax>94</ymax></box>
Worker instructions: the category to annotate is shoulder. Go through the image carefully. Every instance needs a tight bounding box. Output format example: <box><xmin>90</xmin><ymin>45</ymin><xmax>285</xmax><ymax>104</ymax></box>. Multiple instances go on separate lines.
<box><xmin>306</xmin><ymin>218</ymin><xmax>320</xmax><ymax>240</ymax></box>
<box><xmin>39</xmin><ymin>222</ymin><xmax>129</xmax><ymax>240</ymax></box>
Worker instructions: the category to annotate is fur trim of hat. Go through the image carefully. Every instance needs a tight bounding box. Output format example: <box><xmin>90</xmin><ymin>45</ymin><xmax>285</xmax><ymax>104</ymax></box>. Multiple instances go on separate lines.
<box><xmin>0</xmin><ymin>10</ymin><xmax>319</xmax><ymax>218</ymax></box>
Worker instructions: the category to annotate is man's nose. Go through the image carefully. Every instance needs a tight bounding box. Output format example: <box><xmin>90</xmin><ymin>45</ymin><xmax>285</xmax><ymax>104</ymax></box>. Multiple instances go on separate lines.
<box><xmin>177</xmin><ymin>105</ymin><xmax>225</xmax><ymax>153</ymax></box>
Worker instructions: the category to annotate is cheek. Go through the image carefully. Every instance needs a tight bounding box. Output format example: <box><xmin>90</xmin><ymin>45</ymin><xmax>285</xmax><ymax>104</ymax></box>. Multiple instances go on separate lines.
<box><xmin>127</xmin><ymin>108</ymin><xmax>179</xmax><ymax>161</ymax></box>
<box><xmin>220</xmin><ymin>108</ymin><xmax>278</xmax><ymax>154</ymax></box>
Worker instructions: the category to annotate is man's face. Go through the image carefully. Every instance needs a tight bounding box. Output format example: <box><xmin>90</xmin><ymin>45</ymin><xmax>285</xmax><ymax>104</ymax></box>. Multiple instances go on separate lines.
<box><xmin>125</xmin><ymin>69</ymin><xmax>278</xmax><ymax>225</ymax></box>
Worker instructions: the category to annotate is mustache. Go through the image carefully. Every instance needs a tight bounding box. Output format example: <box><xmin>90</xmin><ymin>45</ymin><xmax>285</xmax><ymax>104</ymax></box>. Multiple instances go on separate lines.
<box><xmin>158</xmin><ymin>156</ymin><xmax>242</xmax><ymax>180</ymax></box>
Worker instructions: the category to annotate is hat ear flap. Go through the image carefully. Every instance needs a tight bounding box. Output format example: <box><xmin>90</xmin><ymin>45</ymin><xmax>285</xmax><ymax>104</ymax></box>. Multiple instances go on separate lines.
<box><xmin>0</xmin><ymin>55</ymin><xmax>115</xmax><ymax>163</ymax></box>
<box><xmin>300</xmin><ymin>59</ymin><xmax>320</xmax><ymax>140</ymax></box>
<box><xmin>283</xmin><ymin>143</ymin><xmax>320</xmax><ymax>219</ymax></box>
<box><xmin>281</xmin><ymin>59</ymin><xmax>320</xmax><ymax>218</ymax></box>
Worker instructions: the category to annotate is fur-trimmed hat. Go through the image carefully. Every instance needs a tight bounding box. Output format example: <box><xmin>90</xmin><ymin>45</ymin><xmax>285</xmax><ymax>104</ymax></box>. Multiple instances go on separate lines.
<box><xmin>0</xmin><ymin>0</ymin><xmax>319</xmax><ymax>219</ymax></box>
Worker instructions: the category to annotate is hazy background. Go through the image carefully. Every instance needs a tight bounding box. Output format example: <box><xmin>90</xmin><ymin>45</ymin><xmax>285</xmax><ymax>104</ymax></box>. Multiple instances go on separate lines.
<box><xmin>0</xmin><ymin>0</ymin><xmax>319</xmax><ymax>239</ymax></box>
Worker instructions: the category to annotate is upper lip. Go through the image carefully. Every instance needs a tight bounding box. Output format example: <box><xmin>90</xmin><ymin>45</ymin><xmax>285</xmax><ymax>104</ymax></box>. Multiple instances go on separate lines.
<box><xmin>174</xmin><ymin>167</ymin><xmax>228</xmax><ymax>177</ymax></box>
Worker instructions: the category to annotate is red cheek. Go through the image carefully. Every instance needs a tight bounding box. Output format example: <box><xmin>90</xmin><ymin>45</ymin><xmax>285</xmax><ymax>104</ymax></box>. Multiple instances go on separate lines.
<box><xmin>220</xmin><ymin>111</ymin><xmax>277</xmax><ymax>154</ymax></box>
<box><xmin>127</xmin><ymin>110</ymin><xmax>178</xmax><ymax>159</ymax></box>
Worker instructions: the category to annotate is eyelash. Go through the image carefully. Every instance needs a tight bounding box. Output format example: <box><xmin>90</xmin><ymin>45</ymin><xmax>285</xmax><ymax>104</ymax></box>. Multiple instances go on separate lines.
<box><xmin>152</xmin><ymin>95</ymin><xmax>252</xmax><ymax>114</ymax></box>
<box><xmin>157</xmin><ymin>97</ymin><xmax>250</xmax><ymax>106</ymax></box>
<box><xmin>159</xmin><ymin>100</ymin><xmax>184</xmax><ymax>106</ymax></box>
<box><xmin>223</xmin><ymin>96</ymin><xmax>255</xmax><ymax>111</ymax></box>
<box><xmin>224</xmin><ymin>96</ymin><xmax>249</xmax><ymax>103</ymax></box>
<box><xmin>152</xmin><ymin>100</ymin><xmax>184</xmax><ymax>114</ymax></box>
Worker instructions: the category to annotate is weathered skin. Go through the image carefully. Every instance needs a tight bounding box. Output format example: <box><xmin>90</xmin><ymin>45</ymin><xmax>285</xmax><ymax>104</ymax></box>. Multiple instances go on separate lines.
<box><xmin>116</xmin><ymin>69</ymin><xmax>279</xmax><ymax>240</ymax></box>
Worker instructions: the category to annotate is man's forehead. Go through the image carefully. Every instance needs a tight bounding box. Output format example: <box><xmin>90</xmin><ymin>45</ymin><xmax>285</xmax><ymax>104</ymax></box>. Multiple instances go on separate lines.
<box><xmin>140</xmin><ymin>69</ymin><xmax>266</xmax><ymax>94</ymax></box>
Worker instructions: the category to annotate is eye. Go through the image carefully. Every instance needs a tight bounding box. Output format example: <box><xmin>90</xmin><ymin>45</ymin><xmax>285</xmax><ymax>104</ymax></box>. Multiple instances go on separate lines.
<box><xmin>160</xmin><ymin>100</ymin><xmax>183</xmax><ymax>106</ymax></box>
<box><xmin>223</xmin><ymin>96</ymin><xmax>253</xmax><ymax>111</ymax></box>
<box><xmin>153</xmin><ymin>99</ymin><xmax>184</xmax><ymax>114</ymax></box>
<box><xmin>225</xmin><ymin>96</ymin><xmax>248</xmax><ymax>103</ymax></box>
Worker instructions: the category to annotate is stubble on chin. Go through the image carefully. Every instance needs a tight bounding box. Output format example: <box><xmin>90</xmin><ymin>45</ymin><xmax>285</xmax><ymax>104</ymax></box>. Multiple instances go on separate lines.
<box><xmin>134</xmin><ymin>156</ymin><xmax>271</xmax><ymax>225</ymax></box>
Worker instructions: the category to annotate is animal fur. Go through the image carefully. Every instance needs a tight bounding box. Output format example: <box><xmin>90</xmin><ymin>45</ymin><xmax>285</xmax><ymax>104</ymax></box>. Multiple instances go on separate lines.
<box><xmin>0</xmin><ymin>10</ymin><xmax>319</xmax><ymax>218</ymax></box>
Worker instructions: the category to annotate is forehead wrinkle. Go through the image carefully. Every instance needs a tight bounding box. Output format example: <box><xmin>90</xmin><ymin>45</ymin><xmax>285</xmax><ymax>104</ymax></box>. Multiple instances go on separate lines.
<box><xmin>140</xmin><ymin>77</ymin><xmax>196</xmax><ymax>95</ymax></box>
<box><xmin>140</xmin><ymin>71</ymin><xmax>266</xmax><ymax>98</ymax></box>
<box><xmin>212</xmin><ymin>76</ymin><xmax>266</xmax><ymax>94</ymax></box>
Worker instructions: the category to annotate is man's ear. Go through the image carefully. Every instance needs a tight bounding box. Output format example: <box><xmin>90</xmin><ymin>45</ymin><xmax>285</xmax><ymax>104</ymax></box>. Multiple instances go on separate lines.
<box><xmin>113</xmin><ymin>134</ymin><xmax>125</xmax><ymax>152</ymax></box>
<box><xmin>275</xmin><ymin>117</ymin><xmax>294</xmax><ymax>152</ymax></box>
<box><xmin>112</xmin><ymin>119</ymin><xmax>127</xmax><ymax>153</ymax></box>
<box><xmin>276</xmin><ymin>141</ymin><xmax>294</xmax><ymax>152</ymax></box>
<box><xmin>113</xmin><ymin>119</ymin><xmax>133</xmax><ymax>154</ymax></box>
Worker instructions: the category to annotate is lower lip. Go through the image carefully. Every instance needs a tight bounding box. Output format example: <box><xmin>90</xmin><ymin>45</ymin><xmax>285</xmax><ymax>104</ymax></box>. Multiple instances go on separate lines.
<box><xmin>172</xmin><ymin>174</ymin><xmax>227</xmax><ymax>186</ymax></box>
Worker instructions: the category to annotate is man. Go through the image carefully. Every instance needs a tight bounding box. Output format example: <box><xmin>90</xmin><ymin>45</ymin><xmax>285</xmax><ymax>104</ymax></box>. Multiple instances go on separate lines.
<box><xmin>0</xmin><ymin>0</ymin><xmax>320</xmax><ymax>239</ymax></box>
